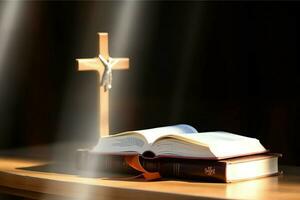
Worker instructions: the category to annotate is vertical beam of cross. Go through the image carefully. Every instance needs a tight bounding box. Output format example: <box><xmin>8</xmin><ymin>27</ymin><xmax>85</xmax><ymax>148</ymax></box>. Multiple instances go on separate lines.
<box><xmin>76</xmin><ymin>33</ymin><xmax>129</xmax><ymax>137</ymax></box>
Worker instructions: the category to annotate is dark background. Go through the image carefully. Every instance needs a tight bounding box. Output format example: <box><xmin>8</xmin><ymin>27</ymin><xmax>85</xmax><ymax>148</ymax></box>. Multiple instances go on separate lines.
<box><xmin>0</xmin><ymin>1</ymin><xmax>299</xmax><ymax>165</ymax></box>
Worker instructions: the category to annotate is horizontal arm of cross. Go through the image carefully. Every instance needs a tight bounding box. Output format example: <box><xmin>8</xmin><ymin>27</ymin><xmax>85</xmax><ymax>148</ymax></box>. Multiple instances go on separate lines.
<box><xmin>112</xmin><ymin>58</ymin><xmax>129</xmax><ymax>70</ymax></box>
<box><xmin>76</xmin><ymin>57</ymin><xmax>129</xmax><ymax>72</ymax></box>
<box><xmin>76</xmin><ymin>58</ymin><xmax>102</xmax><ymax>74</ymax></box>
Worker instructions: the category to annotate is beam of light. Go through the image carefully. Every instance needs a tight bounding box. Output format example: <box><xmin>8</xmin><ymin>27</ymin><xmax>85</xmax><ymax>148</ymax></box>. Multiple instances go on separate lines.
<box><xmin>111</xmin><ymin>1</ymin><xmax>140</xmax><ymax>55</ymax></box>
<box><xmin>82</xmin><ymin>2</ymin><xmax>141</xmax><ymax>199</ymax></box>
<box><xmin>80</xmin><ymin>2</ymin><xmax>141</xmax><ymax>199</ymax></box>
<box><xmin>58</xmin><ymin>1</ymin><xmax>141</xmax><ymax>140</ymax></box>
<box><xmin>56</xmin><ymin>0</ymin><xmax>142</xmax><ymax>142</ymax></box>
<box><xmin>53</xmin><ymin>2</ymin><xmax>142</xmax><ymax>200</ymax></box>
<box><xmin>0</xmin><ymin>0</ymin><xmax>21</xmax><ymax>74</ymax></box>
<box><xmin>0</xmin><ymin>1</ymin><xmax>22</xmax><ymax>146</ymax></box>
<box><xmin>110</xmin><ymin>1</ymin><xmax>141</xmax><ymax>132</ymax></box>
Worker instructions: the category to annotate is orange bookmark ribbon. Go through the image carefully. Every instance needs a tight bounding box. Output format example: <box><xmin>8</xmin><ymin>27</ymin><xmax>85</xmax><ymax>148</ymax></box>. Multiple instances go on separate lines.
<box><xmin>124</xmin><ymin>155</ymin><xmax>161</xmax><ymax>181</ymax></box>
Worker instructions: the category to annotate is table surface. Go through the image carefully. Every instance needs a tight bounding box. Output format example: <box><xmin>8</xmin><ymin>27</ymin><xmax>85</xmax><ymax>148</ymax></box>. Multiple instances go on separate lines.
<box><xmin>0</xmin><ymin>147</ymin><xmax>299</xmax><ymax>200</ymax></box>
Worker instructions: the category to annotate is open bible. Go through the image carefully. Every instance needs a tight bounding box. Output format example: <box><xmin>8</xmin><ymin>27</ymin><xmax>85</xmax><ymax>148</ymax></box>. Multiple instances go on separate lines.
<box><xmin>92</xmin><ymin>124</ymin><xmax>267</xmax><ymax>160</ymax></box>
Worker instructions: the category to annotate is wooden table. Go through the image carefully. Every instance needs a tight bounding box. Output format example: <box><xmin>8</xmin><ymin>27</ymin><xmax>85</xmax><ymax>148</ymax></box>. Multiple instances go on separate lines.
<box><xmin>0</xmin><ymin>147</ymin><xmax>299</xmax><ymax>200</ymax></box>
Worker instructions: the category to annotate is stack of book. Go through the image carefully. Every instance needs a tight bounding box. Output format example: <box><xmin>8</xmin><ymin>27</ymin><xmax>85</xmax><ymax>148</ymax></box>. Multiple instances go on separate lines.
<box><xmin>77</xmin><ymin>125</ymin><xmax>280</xmax><ymax>182</ymax></box>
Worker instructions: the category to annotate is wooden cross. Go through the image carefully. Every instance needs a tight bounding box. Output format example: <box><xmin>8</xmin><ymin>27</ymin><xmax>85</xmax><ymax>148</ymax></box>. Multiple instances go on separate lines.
<box><xmin>76</xmin><ymin>33</ymin><xmax>129</xmax><ymax>137</ymax></box>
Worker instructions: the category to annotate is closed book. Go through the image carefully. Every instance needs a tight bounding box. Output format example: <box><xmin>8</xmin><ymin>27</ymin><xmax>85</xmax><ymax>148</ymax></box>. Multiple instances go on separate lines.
<box><xmin>77</xmin><ymin>151</ymin><xmax>280</xmax><ymax>183</ymax></box>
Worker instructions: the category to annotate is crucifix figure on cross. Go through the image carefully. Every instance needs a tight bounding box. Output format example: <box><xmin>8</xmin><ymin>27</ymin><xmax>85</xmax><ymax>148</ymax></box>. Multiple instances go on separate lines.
<box><xmin>76</xmin><ymin>33</ymin><xmax>129</xmax><ymax>137</ymax></box>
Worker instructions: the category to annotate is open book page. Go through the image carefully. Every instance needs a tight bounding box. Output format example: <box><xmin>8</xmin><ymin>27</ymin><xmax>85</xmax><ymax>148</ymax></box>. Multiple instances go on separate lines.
<box><xmin>91</xmin><ymin>124</ymin><xmax>197</xmax><ymax>154</ymax></box>
<box><xmin>167</xmin><ymin>131</ymin><xmax>258</xmax><ymax>144</ymax></box>
<box><xmin>134</xmin><ymin>124</ymin><xmax>198</xmax><ymax>143</ymax></box>
<box><xmin>91</xmin><ymin>126</ymin><xmax>266</xmax><ymax>159</ymax></box>
<box><xmin>152</xmin><ymin>131</ymin><xmax>267</xmax><ymax>159</ymax></box>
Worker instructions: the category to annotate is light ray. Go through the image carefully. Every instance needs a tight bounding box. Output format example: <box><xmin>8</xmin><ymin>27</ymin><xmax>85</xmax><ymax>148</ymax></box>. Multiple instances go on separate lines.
<box><xmin>110</xmin><ymin>1</ymin><xmax>141</xmax><ymax>131</ymax></box>
<box><xmin>0</xmin><ymin>0</ymin><xmax>22</xmax><ymax>146</ymax></box>
<box><xmin>0</xmin><ymin>0</ymin><xmax>21</xmax><ymax>74</ymax></box>
<box><xmin>54</xmin><ymin>2</ymin><xmax>141</xmax><ymax>200</ymax></box>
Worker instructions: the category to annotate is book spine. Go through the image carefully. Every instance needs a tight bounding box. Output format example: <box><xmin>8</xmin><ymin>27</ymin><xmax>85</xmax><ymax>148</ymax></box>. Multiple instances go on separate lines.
<box><xmin>141</xmin><ymin>158</ymin><xmax>226</xmax><ymax>182</ymax></box>
<box><xmin>76</xmin><ymin>151</ymin><xmax>227</xmax><ymax>182</ymax></box>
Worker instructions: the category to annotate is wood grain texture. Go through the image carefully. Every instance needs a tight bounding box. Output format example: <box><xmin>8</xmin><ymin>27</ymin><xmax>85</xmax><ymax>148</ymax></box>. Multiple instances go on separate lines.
<box><xmin>0</xmin><ymin>157</ymin><xmax>299</xmax><ymax>200</ymax></box>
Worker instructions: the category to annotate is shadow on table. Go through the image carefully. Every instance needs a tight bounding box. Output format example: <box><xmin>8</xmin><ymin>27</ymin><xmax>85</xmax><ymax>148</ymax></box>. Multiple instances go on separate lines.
<box><xmin>17</xmin><ymin>162</ymin><xmax>147</xmax><ymax>181</ymax></box>
<box><xmin>17</xmin><ymin>162</ymin><xmax>226</xmax><ymax>183</ymax></box>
